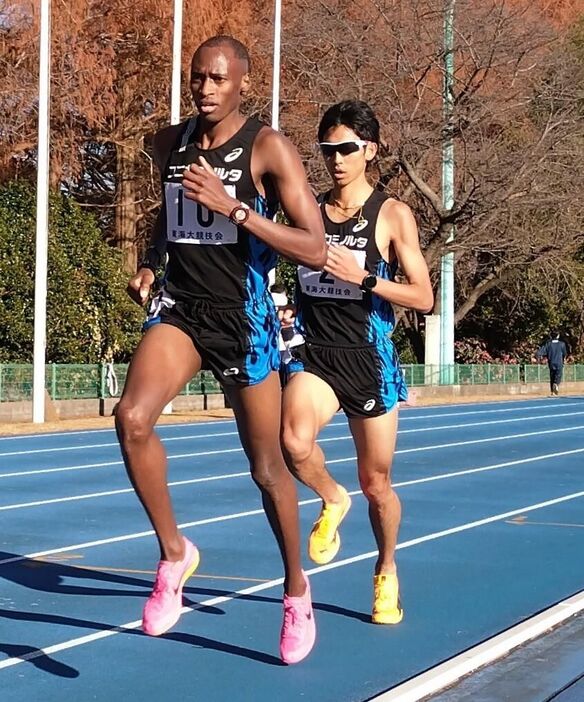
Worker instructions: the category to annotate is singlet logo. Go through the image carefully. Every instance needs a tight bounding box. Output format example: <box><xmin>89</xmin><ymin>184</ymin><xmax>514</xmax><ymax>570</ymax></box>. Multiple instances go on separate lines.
<box><xmin>214</xmin><ymin>167</ymin><xmax>243</xmax><ymax>183</ymax></box>
<box><xmin>326</xmin><ymin>233</ymin><xmax>368</xmax><ymax>249</ymax></box>
<box><xmin>223</xmin><ymin>367</ymin><xmax>240</xmax><ymax>376</ymax></box>
<box><xmin>167</xmin><ymin>164</ymin><xmax>187</xmax><ymax>180</ymax></box>
<box><xmin>352</xmin><ymin>219</ymin><xmax>369</xmax><ymax>233</ymax></box>
<box><xmin>363</xmin><ymin>398</ymin><xmax>376</xmax><ymax>411</ymax></box>
<box><xmin>224</xmin><ymin>147</ymin><xmax>244</xmax><ymax>163</ymax></box>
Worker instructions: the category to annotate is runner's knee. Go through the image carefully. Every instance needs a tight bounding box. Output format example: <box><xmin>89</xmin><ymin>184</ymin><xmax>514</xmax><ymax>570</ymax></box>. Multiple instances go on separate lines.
<box><xmin>359</xmin><ymin>468</ymin><xmax>392</xmax><ymax>506</ymax></box>
<box><xmin>115</xmin><ymin>400</ymin><xmax>153</xmax><ymax>445</ymax></box>
<box><xmin>249</xmin><ymin>452</ymin><xmax>286</xmax><ymax>492</ymax></box>
<box><xmin>281</xmin><ymin>418</ymin><xmax>318</xmax><ymax>466</ymax></box>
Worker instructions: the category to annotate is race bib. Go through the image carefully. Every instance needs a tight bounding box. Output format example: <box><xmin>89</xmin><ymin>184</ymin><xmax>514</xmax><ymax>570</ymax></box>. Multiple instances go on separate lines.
<box><xmin>298</xmin><ymin>250</ymin><xmax>366</xmax><ymax>300</ymax></box>
<box><xmin>164</xmin><ymin>182</ymin><xmax>238</xmax><ymax>245</ymax></box>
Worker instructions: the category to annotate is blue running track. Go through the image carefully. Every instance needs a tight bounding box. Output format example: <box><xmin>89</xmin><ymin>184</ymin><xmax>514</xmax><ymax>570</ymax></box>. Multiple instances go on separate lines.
<box><xmin>0</xmin><ymin>398</ymin><xmax>583</xmax><ymax>701</ymax></box>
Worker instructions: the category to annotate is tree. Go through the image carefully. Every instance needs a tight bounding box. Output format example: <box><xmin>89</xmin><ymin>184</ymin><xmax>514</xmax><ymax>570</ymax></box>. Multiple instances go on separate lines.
<box><xmin>248</xmin><ymin>0</ymin><xmax>584</xmax><ymax>358</ymax></box>
<box><xmin>0</xmin><ymin>0</ymin><xmax>259</xmax><ymax>270</ymax></box>
<box><xmin>1</xmin><ymin>0</ymin><xmax>582</xmax><ymax>360</ymax></box>
<box><xmin>0</xmin><ymin>180</ymin><xmax>143</xmax><ymax>363</ymax></box>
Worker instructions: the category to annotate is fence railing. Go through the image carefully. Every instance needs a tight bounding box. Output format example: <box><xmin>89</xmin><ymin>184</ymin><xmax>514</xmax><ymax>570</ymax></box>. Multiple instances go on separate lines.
<box><xmin>0</xmin><ymin>363</ymin><xmax>222</xmax><ymax>402</ymax></box>
<box><xmin>0</xmin><ymin>363</ymin><xmax>583</xmax><ymax>403</ymax></box>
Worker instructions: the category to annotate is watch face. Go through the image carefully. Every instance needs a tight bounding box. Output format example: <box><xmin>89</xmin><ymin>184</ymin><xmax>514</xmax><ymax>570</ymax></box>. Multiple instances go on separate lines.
<box><xmin>234</xmin><ymin>206</ymin><xmax>250</xmax><ymax>223</ymax></box>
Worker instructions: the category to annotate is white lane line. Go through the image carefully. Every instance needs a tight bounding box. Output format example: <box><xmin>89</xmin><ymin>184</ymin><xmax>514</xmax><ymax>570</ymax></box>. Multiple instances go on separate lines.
<box><xmin>0</xmin><ymin>431</ymin><xmax>242</xmax><ymax>457</ymax></box>
<box><xmin>0</xmin><ymin>472</ymin><xmax>250</xmax><ymax>511</ymax></box>
<box><xmin>1</xmin><ymin>396</ymin><xmax>580</xmax><ymax>444</ymax></box>
<box><xmin>372</xmin><ymin>590</ymin><xmax>584</xmax><ymax>701</ymax></box>
<box><xmin>2</xmin><ymin>405</ymin><xmax>579</xmax><ymax>458</ymax></box>
<box><xmin>326</xmin><ymin>424</ymin><xmax>584</xmax><ymax>465</ymax></box>
<box><xmin>392</xmin><ymin>447</ymin><xmax>584</xmax><ymax>489</ymax></box>
<box><xmin>0</xmin><ymin>449</ymin><xmax>246</xmax><ymax>479</ymax></box>
<box><xmin>0</xmin><ymin>417</ymin><xmax>238</xmax><ymax>441</ymax></box>
<box><xmin>2</xmin><ymin>444</ymin><xmax>583</xmax><ymax>558</ymax></box>
<box><xmin>2</xmin><ymin>445</ymin><xmax>584</xmax><ymax>513</ymax></box>
<box><xmin>0</xmin><ymin>489</ymin><xmax>582</xmax><ymax>671</ymax></box>
<box><xmin>3</xmin><ymin>417</ymin><xmax>584</xmax><ymax>481</ymax></box>
<box><xmin>399</xmin><ymin>411</ymin><xmax>583</xmax><ymax>433</ymax></box>
<box><xmin>401</xmin><ymin>401</ymin><xmax>577</xmax><ymax>419</ymax></box>
<box><xmin>0</xmin><ymin>418</ymin><xmax>348</xmax><ymax>458</ymax></box>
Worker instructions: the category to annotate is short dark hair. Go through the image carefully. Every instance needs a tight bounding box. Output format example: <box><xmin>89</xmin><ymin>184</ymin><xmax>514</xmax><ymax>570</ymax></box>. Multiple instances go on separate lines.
<box><xmin>195</xmin><ymin>35</ymin><xmax>251</xmax><ymax>71</ymax></box>
<box><xmin>270</xmin><ymin>282</ymin><xmax>286</xmax><ymax>295</ymax></box>
<box><xmin>551</xmin><ymin>330</ymin><xmax>560</xmax><ymax>339</ymax></box>
<box><xmin>318</xmin><ymin>100</ymin><xmax>380</xmax><ymax>145</ymax></box>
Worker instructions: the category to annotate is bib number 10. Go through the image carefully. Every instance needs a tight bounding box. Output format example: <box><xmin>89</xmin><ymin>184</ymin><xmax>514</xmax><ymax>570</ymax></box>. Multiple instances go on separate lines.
<box><xmin>176</xmin><ymin>189</ymin><xmax>214</xmax><ymax>228</ymax></box>
<box><xmin>165</xmin><ymin>182</ymin><xmax>238</xmax><ymax>245</ymax></box>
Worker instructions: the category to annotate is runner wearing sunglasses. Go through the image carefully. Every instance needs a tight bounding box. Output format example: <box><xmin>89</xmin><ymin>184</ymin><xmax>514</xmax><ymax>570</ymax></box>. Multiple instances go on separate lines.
<box><xmin>281</xmin><ymin>100</ymin><xmax>433</xmax><ymax>624</ymax></box>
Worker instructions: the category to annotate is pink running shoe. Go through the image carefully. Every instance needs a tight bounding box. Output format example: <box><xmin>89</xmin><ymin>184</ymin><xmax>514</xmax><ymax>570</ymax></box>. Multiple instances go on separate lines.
<box><xmin>142</xmin><ymin>536</ymin><xmax>200</xmax><ymax>636</ymax></box>
<box><xmin>279</xmin><ymin>571</ymin><xmax>316</xmax><ymax>664</ymax></box>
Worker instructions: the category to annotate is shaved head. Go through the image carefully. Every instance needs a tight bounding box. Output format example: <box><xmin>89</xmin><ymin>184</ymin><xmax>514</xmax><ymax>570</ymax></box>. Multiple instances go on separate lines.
<box><xmin>194</xmin><ymin>35</ymin><xmax>251</xmax><ymax>72</ymax></box>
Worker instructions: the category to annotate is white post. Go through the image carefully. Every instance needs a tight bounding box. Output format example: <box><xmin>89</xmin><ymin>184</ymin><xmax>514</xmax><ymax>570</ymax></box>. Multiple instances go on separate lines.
<box><xmin>439</xmin><ymin>0</ymin><xmax>456</xmax><ymax>384</ymax></box>
<box><xmin>271</xmin><ymin>0</ymin><xmax>282</xmax><ymax>130</ymax></box>
<box><xmin>32</xmin><ymin>0</ymin><xmax>52</xmax><ymax>423</ymax></box>
<box><xmin>162</xmin><ymin>0</ymin><xmax>183</xmax><ymax>416</ymax></box>
<box><xmin>267</xmin><ymin>0</ymin><xmax>283</xmax><ymax>293</ymax></box>
<box><xmin>424</xmin><ymin>314</ymin><xmax>441</xmax><ymax>385</ymax></box>
<box><xmin>170</xmin><ymin>0</ymin><xmax>183</xmax><ymax>126</ymax></box>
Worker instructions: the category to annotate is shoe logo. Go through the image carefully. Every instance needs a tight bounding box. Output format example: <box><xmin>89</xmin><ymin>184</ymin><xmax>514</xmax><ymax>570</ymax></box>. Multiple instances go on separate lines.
<box><xmin>223</xmin><ymin>367</ymin><xmax>240</xmax><ymax>376</ymax></box>
<box><xmin>224</xmin><ymin>147</ymin><xmax>243</xmax><ymax>163</ymax></box>
<box><xmin>352</xmin><ymin>218</ymin><xmax>369</xmax><ymax>233</ymax></box>
<box><xmin>363</xmin><ymin>398</ymin><xmax>376</xmax><ymax>411</ymax></box>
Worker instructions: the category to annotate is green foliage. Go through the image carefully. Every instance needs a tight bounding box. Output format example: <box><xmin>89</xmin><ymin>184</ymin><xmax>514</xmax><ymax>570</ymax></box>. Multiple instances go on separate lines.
<box><xmin>457</xmin><ymin>264</ymin><xmax>584</xmax><ymax>362</ymax></box>
<box><xmin>275</xmin><ymin>258</ymin><xmax>297</xmax><ymax>298</ymax></box>
<box><xmin>391</xmin><ymin>325</ymin><xmax>418</xmax><ymax>364</ymax></box>
<box><xmin>0</xmin><ymin>181</ymin><xmax>143</xmax><ymax>363</ymax></box>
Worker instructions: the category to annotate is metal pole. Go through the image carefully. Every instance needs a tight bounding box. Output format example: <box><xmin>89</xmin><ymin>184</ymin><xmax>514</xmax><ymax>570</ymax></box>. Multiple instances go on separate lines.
<box><xmin>271</xmin><ymin>0</ymin><xmax>282</xmax><ymax>130</ymax></box>
<box><xmin>162</xmin><ymin>0</ymin><xmax>183</xmax><ymax>416</ymax></box>
<box><xmin>32</xmin><ymin>0</ymin><xmax>52</xmax><ymax>423</ymax></box>
<box><xmin>440</xmin><ymin>0</ymin><xmax>455</xmax><ymax>384</ymax></box>
<box><xmin>268</xmin><ymin>0</ymin><xmax>283</xmax><ymax>289</ymax></box>
<box><xmin>170</xmin><ymin>0</ymin><xmax>183</xmax><ymax>126</ymax></box>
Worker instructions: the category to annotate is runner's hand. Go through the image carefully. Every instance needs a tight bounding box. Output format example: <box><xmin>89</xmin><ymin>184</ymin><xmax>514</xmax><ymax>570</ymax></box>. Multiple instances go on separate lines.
<box><xmin>182</xmin><ymin>156</ymin><xmax>238</xmax><ymax>216</ymax></box>
<box><xmin>127</xmin><ymin>268</ymin><xmax>155</xmax><ymax>306</ymax></box>
<box><xmin>278</xmin><ymin>304</ymin><xmax>296</xmax><ymax>328</ymax></box>
<box><xmin>324</xmin><ymin>244</ymin><xmax>366</xmax><ymax>285</ymax></box>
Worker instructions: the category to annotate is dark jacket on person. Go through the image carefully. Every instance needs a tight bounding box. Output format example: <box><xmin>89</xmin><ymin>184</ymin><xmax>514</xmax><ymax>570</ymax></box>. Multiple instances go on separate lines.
<box><xmin>537</xmin><ymin>339</ymin><xmax>568</xmax><ymax>367</ymax></box>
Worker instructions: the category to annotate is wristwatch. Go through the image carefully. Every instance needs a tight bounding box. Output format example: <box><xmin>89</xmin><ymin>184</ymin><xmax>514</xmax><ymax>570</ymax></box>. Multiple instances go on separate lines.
<box><xmin>360</xmin><ymin>274</ymin><xmax>378</xmax><ymax>292</ymax></box>
<box><xmin>138</xmin><ymin>246</ymin><xmax>163</xmax><ymax>276</ymax></box>
<box><xmin>228</xmin><ymin>202</ymin><xmax>251</xmax><ymax>226</ymax></box>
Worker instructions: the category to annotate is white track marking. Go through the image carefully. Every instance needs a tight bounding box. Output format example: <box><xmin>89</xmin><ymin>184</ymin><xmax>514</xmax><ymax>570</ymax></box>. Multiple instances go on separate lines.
<box><xmin>370</xmin><ymin>590</ymin><xmax>584</xmax><ymax>701</ymax></box>
<box><xmin>2</xmin><ymin>446</ymin><xmax>583</xmax><ymax>513</ymax></box>
<box><xmin>2</xmin><ymin>405</ymin><xmax>580</xmax><ymax>458</ymax></box>
<box><xmin>2</xmin><ymin>417</ymin><xmax>584</xmax><ymax>480</ymax></box>
<box><xmin>0</xmin><ymin>489</ymin><xmax>582</xmax><ymax>670</ymax></box>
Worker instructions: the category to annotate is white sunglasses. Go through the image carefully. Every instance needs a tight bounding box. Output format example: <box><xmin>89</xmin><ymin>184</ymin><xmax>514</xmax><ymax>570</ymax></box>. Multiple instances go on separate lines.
<box><xmin>318</xmin><ymin>140</ymin><xmax>368</xmax><ymax>157</ymax></box>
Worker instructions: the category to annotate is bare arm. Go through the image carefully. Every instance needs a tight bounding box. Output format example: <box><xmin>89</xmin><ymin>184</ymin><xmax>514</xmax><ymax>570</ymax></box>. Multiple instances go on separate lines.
<box><xmin>249</xmin><ymin>129</ymin><xmax>327</xmax><ymax>268</ymax></box>
<box><xmin>127</xmin><ymin>124</ymin><xmax>182</xmax><ymax>305</ymax></box>
<box><xmin>181</xmin><ymin>128</ymin><xmax>326</xmax><ymax>269</ymax></box>
<box><xmin>324</xmin><ymin>200</ymin><xmax>434</xmax><ymax>313</ymax></box>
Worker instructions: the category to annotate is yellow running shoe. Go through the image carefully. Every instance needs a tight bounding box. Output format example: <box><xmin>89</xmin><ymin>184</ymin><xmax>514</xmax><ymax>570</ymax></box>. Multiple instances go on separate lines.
<box><xmin>372</xmin><ymin>573</ymin><xmax>403</xmax><ymax>625</ymax></box>
<box><xmin>308</xmin><ymin>485</ymin><xmax>351</xmax><ymax>564</ymax></box>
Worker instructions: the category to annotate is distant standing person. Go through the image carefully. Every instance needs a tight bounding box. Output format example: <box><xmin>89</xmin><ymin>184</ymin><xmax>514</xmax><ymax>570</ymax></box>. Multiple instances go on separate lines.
<box><xmin>536</xmin><ymin>331</ymin><xmax>568</xmax><ymax>395</ymax></box>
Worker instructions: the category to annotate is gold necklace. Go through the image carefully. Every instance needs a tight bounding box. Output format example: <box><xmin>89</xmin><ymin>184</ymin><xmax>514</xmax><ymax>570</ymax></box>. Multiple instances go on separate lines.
<box><xmin>328</xmin><ymin>199</ymin><xmax>367</xmax><ymax>226</ymax></box>
<box><xmin>330</xmin><ymin>199</ymin><xmax>364</xmax><ymax>210</ymax></box>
